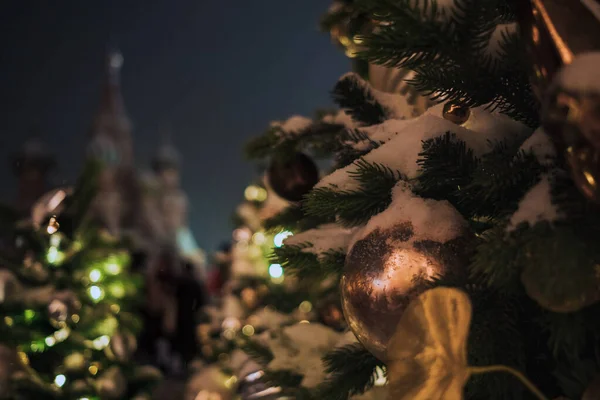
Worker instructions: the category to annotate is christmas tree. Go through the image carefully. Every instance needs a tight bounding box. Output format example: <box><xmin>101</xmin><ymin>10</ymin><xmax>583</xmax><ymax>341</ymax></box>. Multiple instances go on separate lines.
<box><xmin>223</xmin><ymin>1</ymin><xmax>600</xmax><ymax>399</ymax></box>
<box><xmin>0</xmin><ymin>161</ymin><xmax>161</xmax><ymax>399</ymax></box>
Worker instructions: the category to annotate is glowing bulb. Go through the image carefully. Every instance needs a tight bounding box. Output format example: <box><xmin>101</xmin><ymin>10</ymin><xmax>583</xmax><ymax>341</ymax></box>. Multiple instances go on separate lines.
<box><xmin>54</xmin><ymin>328</ymin><xmax>70</xmax><ymax>342</ymax></box>
<box><xmin>244</xmin><ymin>185</ymin><xmax>260</xmax><ymax>201</ymax></box>
<box><xmin>45</xmin><ymin>336</ymin><xmax>57</xmax><ymax>347</ymax></box>
<box><xmin>299</xmin><ymin>301</ymin><xmax>312</xmax><ymax>313</ymax></box>
<box><xmin>105</xmin><ymin>262</ymin><xmax>121</xmax><ymax>275</ymax></box>
<box><xmin>273</xmin><ymin>231</ymin><xmax>292</xmax><ymax>248</ymax></box>
<box><xmin>108</xmin><ymin>282</ymin><xmax>126</xmax><ymax>298</ymax></box>
<box><xmin>54</xmin><ymin>374</ymin><xmax>66</xmax><ymax>387</ymax></box>
<box><xmin>47</xmin><ymin>247</ymin><xmax>59</xmax><ymax>263</ymax></box>
<box><xmin>92</xmin><ymin>335</ymin><xmax>110</xmax><ymax>350</ymax></box>
<box><xmin>50</xmin><ymin>234</ymin><xmax>61</xmax><ymax>247</ymax></box>
<box><xmin>89</xmin><ymin>269</ymin><xmax>102</xmax><ymax>283</ymax></box>
<box><xmin>24</xmin><ymin>309</ymin><xmax>36</xmax><ymax>321</ymax></box>
<box><xmin>224</xmin><ymin>375</ymin><xmax>238</xmax><ymax>389</ymax></box>
<box><xmin>89</xmin><ymin>286</ymin><xmax>104</xmax><ymax>302</ymax></box>
<box><xmin>268</xmin><ymin>264</ymin><xmax>283</xmax><ymax>278</ymax></box>
<box><xmin>88</xmin><ymin>364</ymin><xmax>98</xmax><ymax>375</ymax></box>
<box><xmin>252</xmin><ymin>232</ymin><xmax>266</xmax><ymax>245</ymax></box>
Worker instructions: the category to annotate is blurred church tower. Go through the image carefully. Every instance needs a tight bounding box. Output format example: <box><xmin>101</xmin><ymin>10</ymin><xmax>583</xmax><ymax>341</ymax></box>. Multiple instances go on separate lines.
<box><xmin>86</xmin><ymin>49</ymin><xmax>140</xmax><ymax>235</ymax></box>
<box><xmin>11</xmin><ymin>134</ymin><xmax>56</xmax><ymax>217</ymax></box>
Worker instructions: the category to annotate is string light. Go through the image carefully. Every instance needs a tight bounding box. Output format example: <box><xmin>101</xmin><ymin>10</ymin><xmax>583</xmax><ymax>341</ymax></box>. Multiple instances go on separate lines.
<box><xmin>92</xmin><ymin>335</ymin><xmax>110</xmax><ymax>350</ymax></box>
<box><xmin>224</xmin><ymin>375</ymin><xmax>238</xmax><ymax>389</ymax></box>
<box><xmin>108</xmin><ymin>282</ymin><xmax>126</xmax><ymax>298</ymax></box>
<box><xmin>45</xmin><ymin>336</ymin><xmax>57</xmax><ymax>347</ymax></box>
<box><xmin>4</xmin><ymin>317</ymin><xmax>13</xmax><ymax>326</ymax></box>
<box><xmin>24</xmin><ymin>309</ymin><xmax>36</xmax><ymax>322</ymax></box>
<box><xmin>299</xmin><ymin>301</ymin><xmax>312</xmax><ymax>313</ymax></box>
<box><xmin>252</xmin><ymin>232</ymin><xmax>266</xmax><ymax>245</ymax></box>
<box><xmin>47</xmin><ymin>247</ymin><xmax>64</xmax><ymax>264</ymax></box>
<box><xmin>244</xmin><ymin>185</ymin><xmax>267</xmax><ymax>202</ymax></box>
<box><xmin>105</xmin><ymin>261</ymin><xmax>121</xmax><ymax>275</ymax></box>
<box><xmin>242</xmin><ymin>325</ymin><xmax>255</xmax><ymax>336</ymax></box>
<box><xmin>54</xmin><ymin>374</ymin><xmax>66</xmax><ymax>387</ymax></box>
<box><xmin>88</xmin><ymin>286</ymin><xmax>104</xmax><ymax>302</ymax></box>
<box><xmin>88</xmin><ymin>364</ymin><xmax>99</xmax><ymax>375</ymax></box>
<box><xmin>89</xmin><ymin>269</ymin><xmax>102</xmax><ymax>283</ymax></box>
<box><xmin>273</xmin><ymin>231</ymin><xmax>293</xmax><ymax>248</ymax></box>
<box><xmin>268</xmin><ymin>264</ymin><xmax>283</xmax><ymax>279</ymax></box>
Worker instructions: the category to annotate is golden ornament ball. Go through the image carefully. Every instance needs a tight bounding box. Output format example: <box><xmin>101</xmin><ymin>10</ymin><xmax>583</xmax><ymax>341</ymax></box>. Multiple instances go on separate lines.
<box><xmin>340</xmin><ymin>222</ymin><xmax>468</xmax><ymax>361</ymax></box>
<box><xmin>442</xmin><ymin>102</ymin><xmax>470</xmax><ymax>125</ymax></box>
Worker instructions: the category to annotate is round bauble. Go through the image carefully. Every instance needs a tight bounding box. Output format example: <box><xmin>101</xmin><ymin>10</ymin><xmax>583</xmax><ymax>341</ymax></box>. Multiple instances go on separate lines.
<box><xmin>97</xmin><ymin>366</ymin><xmax>127</xmax><ymax>399</ymax></box>
<box><xmin>267</xmin><ymin>153</ymin><xmax>319</xmax><ymax>202</ymax></box>
<box><xmin>442</xmin><ymin>102</ymin><xmax>470</xmax><ymax>125</ymax></box>
<box><xmin>105</xmin><ymin>331</ymin><xmax>137</xmax><ymax>362</ymax></box>
<box><xmin>340</xmin><ymin>222</ymin><xmax>467</xmax><ymax>361</ymax></box>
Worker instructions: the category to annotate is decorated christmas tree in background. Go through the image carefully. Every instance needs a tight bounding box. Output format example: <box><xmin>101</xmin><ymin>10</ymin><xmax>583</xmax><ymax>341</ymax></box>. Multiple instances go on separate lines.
<box><xmin>0</xmin><ymin>162</ymin><xmax>161</xmax><ymax>400</ymax></box>
<box><xmin>191</xmin><ymin>0</ymin><xmax>600</xmax><ymax>399</ymax></box>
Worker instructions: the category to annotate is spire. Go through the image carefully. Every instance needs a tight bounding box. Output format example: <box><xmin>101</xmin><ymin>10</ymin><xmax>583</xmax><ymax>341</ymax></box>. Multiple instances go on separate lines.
<box><xmin>152</xmin><ymin>125</ymin><xmax>181</xmax><ymax>172</ymax></box>
<box><xmin>88</xmin><ymin>47</ymin><xmax>133</xmax><ymax>166</ymax></box>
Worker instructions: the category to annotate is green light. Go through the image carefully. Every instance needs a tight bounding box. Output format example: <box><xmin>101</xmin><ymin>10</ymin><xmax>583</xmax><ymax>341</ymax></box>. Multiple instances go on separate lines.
<box><xmin>88</xmin><ymin>286</ymin><xmax>104</xmax><ymax>302</ymax></box>
<box><xmin>89</xmin><ymin>269</ymin><xmax>102</xmax><ymax>283</ymax></box>
<box><xmin>108</xmin><ymin>282</ymin><xmax>126</xmax><ymax>298</ymax></box>
<box><xmin>24</xmin><ymin>309</ymin><xmax>36</xmax><ymax>322</ymax></box>
<box><xmin>54</xmin><ymin>374</ymin><xmax>66</xmax><ymax>387</ymax></box>
<box><xmin>105</xmin><ymin>262</ymin><xmax>121</xmax><ymax>275</ymax></box>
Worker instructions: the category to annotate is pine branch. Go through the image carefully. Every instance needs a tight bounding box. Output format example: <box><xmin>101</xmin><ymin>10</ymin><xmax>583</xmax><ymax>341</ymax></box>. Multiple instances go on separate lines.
<box><xmin>241</xmin><ymin>339</ymin><xmax>274</xmax><ymax>365</ymax></box>
<box><xmin>271</xmin><ymin>244</ymin><xmax>345</xmax><ymax>280</ymax></box>
<box><xmin>304</xmin><ymin>160</ymin><xmax>402</xmax><ymax>226</ymax></box>
<box><xmin>332</xmin><ymin>74</ymin><xmax>391</xmax><ymax>126</ymax></box>
<box><xmin>316</xmin><ymin>343</ymin><xmax>384</xmax><ymax>400</ymax></box>
<box><xmin>264</xmin><ymin>205</ymin><xmax>335</xmax><ymax>233</ymax></box>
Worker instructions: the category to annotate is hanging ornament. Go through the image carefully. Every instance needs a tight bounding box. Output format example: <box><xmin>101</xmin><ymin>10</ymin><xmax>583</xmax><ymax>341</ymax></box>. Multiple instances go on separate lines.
<box><xmin>583</xmin><ymin>373</ymin><xmax>600</xmax><ymax>400</ymax></box>
<box><xmin>105</xmin><ymin>331</ymin><xmax>137</xmax><ymax>362</ymax></box>
<box><xmin>96</xmin><ymin>366</ymin><xmax>127</xmax><ymax>399</ymax></box>
<box><xmin>442</xmin><ymin>102</ymin><xmax>471</xmax><ymax>125</ymax></box>
<box><xmin>267</xmin><ymin>153</ymin><xmax>319</xmax><ymax>202</ymax></box>
<box><xmin>340</xmin><ymin>222</ymin><xmax>468</xmax><ymax>361</ymax></box>
<box><xmin>515</xmin><ymin>0</ymin><xmax>600</xmax><ymax>201</ymax></box>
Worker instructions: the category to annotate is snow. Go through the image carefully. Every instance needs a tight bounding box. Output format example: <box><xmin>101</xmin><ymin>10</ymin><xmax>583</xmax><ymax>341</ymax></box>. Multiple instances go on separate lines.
<box><xmin>486</xmin><ymin>23</ymin><xmax>517</xmax><ymax>59</ymax></box>
<box><xmin>519</xmin><ymin>128</ymin><xmax>556</xmax><ymax>166</ymax></box>
<box><xmin>315</xmin><ymin>102</ymin><xmax>531</xmax><ymax>192</ymax></box>
<box><xmin>508</xmin><ymin>175</ymin><xmax>561</xmax><ymax>230</ymax></box>
<box><xmin>322</xmin><ymin>110</ymin><xmax>357</xmax><ymax>129</ymax></box>
<box><xmin>556</xmin><ymin>52</ymin><xmax>600</xmax><ymax>93</ymax></box>
<box><xmin>273</xmin><ymin>115</ymin><xmax>313</xmax><ymax>136</ymax></box>
<box><xmin>257</xmin><ymin>323</ymin><xmax>345</xmax><ymax>388</ymax></box>
<box><xmin>350</xmin><ymin>181</ymin><xmax>468</xmax><ymax>249</ymax></box>
<box><xmin>284</xmin><ymin>224</ymin><xmax>358</xmax><ymax>257</ymax></box>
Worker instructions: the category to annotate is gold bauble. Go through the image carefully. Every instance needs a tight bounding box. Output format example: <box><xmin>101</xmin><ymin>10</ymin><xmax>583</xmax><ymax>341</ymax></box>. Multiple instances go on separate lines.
<box><xmin>97</xmin><ymin>366</ymin><xmax>127</xmax><ymax>399</ymax></box>
<box><xmin>105</xmin><ymin>332</ymin><xmax>137</xmax><ymax>362</ymax></box>
<box><xmin>340</xmin><ymin>222</ymin><xmax>467</xmax><ymax>361</ymax></box>
<box><xmin>442</xmin><ymin>102</ymin><xmax>470</xmax><ymax>125</ymax></box>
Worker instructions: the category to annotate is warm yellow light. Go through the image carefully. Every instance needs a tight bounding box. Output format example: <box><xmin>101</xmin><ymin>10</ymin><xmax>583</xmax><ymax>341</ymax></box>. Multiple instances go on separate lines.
<box><xmin>252</xmin><ymin>232</ymin><xmax>266</xmax><ymax>245</ymax></box>
<box><xmin>88</xmin><ymin>364</ymin><xmax>99</xmax><ymax>375</ymax></box>
<box><xmin>223</xmin><ymin>329</ymin><xmax>236</xmax><ymax>340</ymax></box>
<box><xmin>105</xmin><ymin>262</ymin><xmax>121</xmax><ymax>275</ymax></box>
<box><xmin>584</xmin><ymin>171</ymin><xmax>597</xmax><ymax>187</ymax></box>
<box><xmin>71</xmin><ymin>314</ymin><xmax>80</xmax><ymax>323</ymax></box>
<box><xmin>224</xmin><ymin>375</ymin><xmax>238</xmax><ymax>389</ymax></box>
<box><xmin>4</xmin><ymin>317</ymin><xmax>13</xmax><ymax>326</ymax></box>
<box><xmin>299</xmin><ymin>301</ymin><xmax>312</xmax><ymax>313</ymax></box>
<box><xmin>92</xmin><ymin>335</ymin><xmax>110</xmax><ymax>350</ymax></box>
<box><xmin>242</xmin><ymin>325</ymin><xmax>255</xmax><ymax>336</ymax></box>
<box><xmin>244</xmin><ymin>185</ymin><xmax>260</xmax><ymax>201</ymax></box>
<box><xmin>54</xmin><ymin>374</ymin><xmax>66</xmax><ymax>387</ymax></box>
<box><xmin>89</xmin><ymin>269</ymin><xmax>102</xmax><ymax>283</ymax></box>
<box><xmin>47</xmin><ymin>247</ymin><xmax>64</xmax><ymax>264</ymax></box>
<box><xmin>273</xmin><ymin>231</ymin><xmax>292</xmax><ymax>248</ymax></box>
<box><xmin>108</xmin><ymin>282</ymin><xmax>126</xmax><ymax>298</ymax></box>
<box><xmin>89</xmin><ymin>286</ymin><xmax>104</xmax><ymax>301</ymax></box>
<box><xmin>110</xmin><ymin>304</ymin><xmax>121</xmax><ymax>314</ymax></box>
<box><xmin>45</xmin><ymin>336</ymin><xmax>57</xmax><ymax>347</ymax></box>
<box><xmin>299</xmin><ymin>320</ymin><xmax>310</xmax><ymax>324</ymax></box>
<box><xmin>24</xmin><ymin>309</ymin><xmax>35</xmax><ymax>321</ymax></box>
<box><xmin>54</xmin><ymin>328</ymin><xmax>70</xmax><ymax>342</ymax></box>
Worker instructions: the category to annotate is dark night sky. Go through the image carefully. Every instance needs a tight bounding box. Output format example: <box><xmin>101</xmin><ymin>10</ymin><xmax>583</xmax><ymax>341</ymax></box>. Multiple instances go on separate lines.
<box><xmin>0</xmin><ymin>1</ymin><xmax>349</xmax><ymax>252</ymax></box>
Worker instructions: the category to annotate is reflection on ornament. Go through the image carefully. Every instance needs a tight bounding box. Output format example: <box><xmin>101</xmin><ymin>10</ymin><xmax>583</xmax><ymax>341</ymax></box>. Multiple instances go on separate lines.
<box><xmin>341</xmin><ymin>223</ymin><xmax>465</xmax><ymax>361</ymax></box>
<box><xmin>268</xmin><ymin>264</ymin><xmax>283</xmax><ymax>279</ymax></box>
<box><xmin>273</xmin><ymin>231</ymin><xmax>293</xmax><ymax>248</ymax></box>
<box><xmin>442</xmin><ymin>102</ymin><xmax>471</xmax><ymax>125</ymax></box>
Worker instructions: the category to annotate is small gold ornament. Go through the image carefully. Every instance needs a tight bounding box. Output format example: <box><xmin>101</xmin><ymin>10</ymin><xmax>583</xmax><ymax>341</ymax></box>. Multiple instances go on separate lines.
<box><xmin>340</xmin><ymin>222</ymin><xmax>468</xmax><ymax>361</ymax></box>
<box><xmin>442</xmin><ymin>102</ymin><xmax>471</xmax><ymax>125</ymax></box>
<box><xmin>583</xmin><ymin>373</ymin><xmax>600</xmax><ymax>400</ymax></box>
